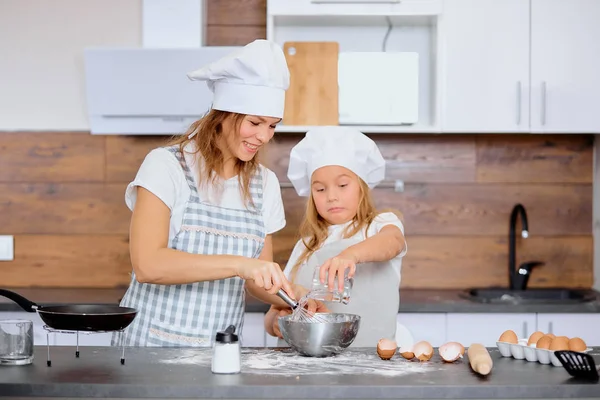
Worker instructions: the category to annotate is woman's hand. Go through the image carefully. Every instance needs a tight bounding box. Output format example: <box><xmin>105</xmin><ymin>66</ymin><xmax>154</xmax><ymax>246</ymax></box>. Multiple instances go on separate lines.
<box><xmin>237</xmin><ymin>259</ymin><xmax>295</xmax><ymax>298</ymax></box>
<box><xmin>319</xmin><ymin>251</ymin><xmax>357</xmax><ymax>293</ymax></box>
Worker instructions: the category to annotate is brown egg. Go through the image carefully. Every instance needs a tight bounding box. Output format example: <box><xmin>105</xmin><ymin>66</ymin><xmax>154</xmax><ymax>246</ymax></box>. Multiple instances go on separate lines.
<box><xmin>527</xmin><ymin>331</ymin><xmax>545</xmax><ymax>346</ymax></box>
<box><xmin>438</xmin><ymin>342</ymin><xmax>465</xmax><ymax>363</ymax></box>
<box><xmin>413</xmin><ymin>341</ymin><xmax>434</xmax><ymax>361</ymax></box>
<box><xmin>498</xmin><ymin>330</ymin><xmax>518</xmax><ymax>344</ymax></box>
<box><xmin>376</xmin><ymin>338</ymin><xmax>397</xmax><ymax>360</ymax></box>
<box><xmin>549</xmin><ymin>337</ymin><xmax>570</xmax><ymax>351</ymax></box>
<box><xmin>568</xmin><ymin>337</ymin><xmax>587</xmax><ymax>352</ymax></box>
<box><xmin>546</xmin><ymin>333</ymin><xmax>556</xmax><ymax>339</ymax></box>
<box><xmin>536</xmin><ymin>335</ymin><xmax>553</xmax><ymax>349</ymax></box>
<box><xmin>399</xmin><ymin>346</ymin><xmax>415</xmax><ymax>360</ymax></box>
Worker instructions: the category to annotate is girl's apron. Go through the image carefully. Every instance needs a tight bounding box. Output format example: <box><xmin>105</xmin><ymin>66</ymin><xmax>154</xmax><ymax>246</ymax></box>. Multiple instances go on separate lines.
<box><xmin>278</xmin><ymin>238</ymin><xmax>400</xmax><ymax>347</ymax></box>
<box><xmin>112</xmin><ymin>146</ymin><xmax>265</xmax><ymax>347</ymax></box>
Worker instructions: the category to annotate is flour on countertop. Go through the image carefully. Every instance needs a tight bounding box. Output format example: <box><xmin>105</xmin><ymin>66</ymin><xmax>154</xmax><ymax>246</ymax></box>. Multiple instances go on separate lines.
<box><xmin>159</xmin><ymin>348</ymin><xmax>446</xmax><ymax>376</ymax></box>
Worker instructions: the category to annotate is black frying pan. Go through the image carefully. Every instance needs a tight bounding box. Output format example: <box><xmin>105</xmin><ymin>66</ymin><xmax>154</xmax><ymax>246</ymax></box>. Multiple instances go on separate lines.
<box><xmin>0</xmin><ymin>289</ymin><xmax>137</xmax><ymax>332</ymax></box>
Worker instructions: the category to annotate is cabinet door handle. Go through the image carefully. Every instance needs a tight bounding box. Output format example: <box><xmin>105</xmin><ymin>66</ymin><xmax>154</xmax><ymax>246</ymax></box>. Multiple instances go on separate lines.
<box><xmin>541</xmin><ymin>81</ymin><xmax>547</xmax><ymax>126</ymax></box>
<box><xmin>522</xmin><ymin>321</ymin><xmax>528</xmax><ymax>338</ymax></box>
<box><xmin>516</xmin><ymin>81</ymin><xmax>522</xmax><ymax>125</ymax></box>
<box><xmin>548</xmin><ymin>321</ymin><xmax>553</xmax><ymax>335</ymax></box>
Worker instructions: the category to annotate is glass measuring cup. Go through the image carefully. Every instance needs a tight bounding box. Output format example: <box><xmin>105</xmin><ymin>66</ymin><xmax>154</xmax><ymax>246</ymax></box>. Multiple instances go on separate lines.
<box><xmin>0</xmin><ymin>319</ymin><xmax>34</xmax><ymax>365</ymax></box>
<box><xmin>310</xmin><ymin>266</ymin><xmax>353</xmax><ymax>304</ymax></box>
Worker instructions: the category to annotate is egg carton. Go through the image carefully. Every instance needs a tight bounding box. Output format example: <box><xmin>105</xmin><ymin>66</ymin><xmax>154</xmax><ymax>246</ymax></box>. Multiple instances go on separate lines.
<box><xmin>496</xmin><ymin>339</ymin><xmax>592</xmax><ymax>367</ymax></box>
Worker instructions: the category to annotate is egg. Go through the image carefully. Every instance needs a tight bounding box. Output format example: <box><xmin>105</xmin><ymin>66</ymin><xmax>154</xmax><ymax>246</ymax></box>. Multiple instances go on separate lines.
<box><xmin>546</xmin><ymin>333</ymin><xmax>556</xmax><ymax>339</ymax></box>
<box><xmin>568</xmin><ymin>337</ymin><xmax>587</xmax><ymax>352</ymax></box>
<box><xmin>549</xmin><ymin>337</ymin><xmax>570</xmax><ymax>351</ymax></box>
<box><xmin>498</xmin><ymin>330</ymin><xmax>518</xmax><ymax>344</ymax></box>
<box><xmin>399</xmin><ymin>346</ymin><xmax>415</xmax><ymax>360</ymax></box>
<box><xmin>376</xmin><ymin>338</ymin><xmax>397</xmax><ymax>360</ymax></box>
<box><xmin>413</xmin><ymin>341</ymin><xmax>434</xmax><ymax>362</ymax></box>
<box><xmin>527</xmin><ymin>331</ymin><xmax>544</xmax><ymax>346</ymax></box>
<box><xmin>536</xmin><ymin>335</ymin><xmax>553</xmax><ymax>349</ymax></box>
<box><xmin>438</xmin><ymin>341</ymin><xmax>465</xmax><ymax>362</ymax></box>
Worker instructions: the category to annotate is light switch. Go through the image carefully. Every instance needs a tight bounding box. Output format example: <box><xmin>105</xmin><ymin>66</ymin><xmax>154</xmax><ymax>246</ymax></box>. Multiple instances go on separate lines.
<box><xmin>0</xmin><ymin>235</ymin><xmax>14</xmax><ymax>261</ymax></box>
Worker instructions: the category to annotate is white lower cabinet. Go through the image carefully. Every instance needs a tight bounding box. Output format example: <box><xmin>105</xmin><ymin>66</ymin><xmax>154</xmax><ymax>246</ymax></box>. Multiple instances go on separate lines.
<box><xmin>536</xmin><ymin>313</ymin><xmax>600</xmax><ymax>346</ymax></box>
<box><xmin>446</xmin><ymin>313</ymin><xmax>537</xmax><ymax>347</ymax></box>
<box><xmin>397</xmin><ymin>313</ymin><xmax>447</xmax><ymax>347</ymax></box>
<box><xmin>241</xmin><ymin>312</ymin><xmax>266</xmax><ymax>347</ymax></box>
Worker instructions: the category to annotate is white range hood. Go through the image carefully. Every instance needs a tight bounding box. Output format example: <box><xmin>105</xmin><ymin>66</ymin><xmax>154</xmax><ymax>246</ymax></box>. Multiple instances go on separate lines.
<box><xmin>83</xmin><ymin>47</ymin><xmax>238</xmax><ymax>135</ymax></box>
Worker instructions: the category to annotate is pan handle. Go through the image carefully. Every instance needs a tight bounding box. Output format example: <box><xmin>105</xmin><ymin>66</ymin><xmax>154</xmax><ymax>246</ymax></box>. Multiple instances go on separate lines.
<box><xmin>0</xmin><ymin>289</ymin><xmax>39</xmax><ymax>312</ymax></box>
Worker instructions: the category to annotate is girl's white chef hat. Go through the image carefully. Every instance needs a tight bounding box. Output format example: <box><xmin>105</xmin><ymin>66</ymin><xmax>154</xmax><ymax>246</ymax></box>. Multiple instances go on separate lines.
<box><xmin>187</xmin><ymin>39</ymin><xmax>290</xmax><ymax>119</ymax></box>
<box><xmin>287</xmin><ymin>126</ymin><xmax>386</xmax><ymax>197</ymax></box>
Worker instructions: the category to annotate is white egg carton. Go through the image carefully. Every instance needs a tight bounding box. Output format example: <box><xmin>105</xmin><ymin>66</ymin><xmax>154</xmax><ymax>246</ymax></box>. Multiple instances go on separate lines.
<box><xmin>496</xmin><ymin>339</ymin><xmax>592</xmax><ymax>367</ymax></box>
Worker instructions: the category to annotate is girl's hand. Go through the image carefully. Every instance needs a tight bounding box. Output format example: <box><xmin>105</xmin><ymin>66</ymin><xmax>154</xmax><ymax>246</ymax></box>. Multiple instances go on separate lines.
<box><xmin>319</xmin><ymin>251</ymin><xmax>357</xmax><ymax>293</ymax></box>
<box><xmin>237</xmin><ymin>259</ymin><xmax>295</xmax><ymax>299</ymax></box>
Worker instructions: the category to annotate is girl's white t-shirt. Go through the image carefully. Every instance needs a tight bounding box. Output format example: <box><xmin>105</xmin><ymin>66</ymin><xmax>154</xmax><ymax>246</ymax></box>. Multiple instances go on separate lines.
<box><xmin>282</xmin><ymin>212</ymin><xmax>407</xmax><ymax>281</ymax></box>
<box><xmin>124</xmin><ymin>143</ymin><xmax>286</xmax><ymax>242</ymax></box>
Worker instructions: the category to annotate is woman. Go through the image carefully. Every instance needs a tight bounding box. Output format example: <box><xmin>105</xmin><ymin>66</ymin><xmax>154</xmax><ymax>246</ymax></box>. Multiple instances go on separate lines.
<box><xmin>113</xmin><ymin>40</ymin><xmax>312</xmax><ymax>347</ymax></box>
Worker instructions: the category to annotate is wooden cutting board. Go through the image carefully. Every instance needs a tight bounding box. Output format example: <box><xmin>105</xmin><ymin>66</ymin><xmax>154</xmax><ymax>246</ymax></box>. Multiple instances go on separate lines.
<box><xmin>283</xmin><ymin>41</ymin><xmax>339</xmax><ymax>126</ymax></box>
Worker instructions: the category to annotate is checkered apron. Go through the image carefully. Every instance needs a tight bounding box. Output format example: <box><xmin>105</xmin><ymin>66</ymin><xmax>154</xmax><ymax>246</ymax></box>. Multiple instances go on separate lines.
<box><xmin>112</xmin><ymin>146</ymin><xmax>265</xmax><ymax>347</ymax></box>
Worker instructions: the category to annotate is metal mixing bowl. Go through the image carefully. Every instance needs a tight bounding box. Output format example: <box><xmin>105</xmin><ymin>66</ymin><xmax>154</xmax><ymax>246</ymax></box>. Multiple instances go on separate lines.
<box><xmin>278</xmin><ymin>313</ymin><xmax>361</xmax><ymax>357</ymax></box>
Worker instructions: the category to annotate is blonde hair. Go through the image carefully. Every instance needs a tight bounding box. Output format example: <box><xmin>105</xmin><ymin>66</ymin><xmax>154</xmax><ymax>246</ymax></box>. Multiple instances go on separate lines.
<box><xmin>289</xmin><ymin>177</ymin><xmax>402</xmax><ymax>283</ymax></box>
<box><xmin>166</xmin><ymin>109</ymin><xmax>264</xmax><ymax>208</ymax></box>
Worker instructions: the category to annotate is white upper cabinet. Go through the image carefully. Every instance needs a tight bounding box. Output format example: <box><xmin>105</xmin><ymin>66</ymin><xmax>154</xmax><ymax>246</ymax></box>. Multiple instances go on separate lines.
<box><xmin>442</xmin><ymin>0</ymin><xmax>600</xmax><ymax>133</ymax></box>
<box><xmin>529</xmin><ymin>0</ymin><xmax>600</xmax><ymax>133</ymax></box>
<box><xmin>442</xmin><ymin>0</ymin><xmax>530</xmax><ymax>133</ymax></box>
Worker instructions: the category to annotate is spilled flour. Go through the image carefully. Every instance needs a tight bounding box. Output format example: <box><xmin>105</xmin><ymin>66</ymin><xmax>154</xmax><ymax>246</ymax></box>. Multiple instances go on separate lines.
<box><xmin>159</xmin><ymin>348</ymin><xmax>446</xmax><ymax>376</ymax></box>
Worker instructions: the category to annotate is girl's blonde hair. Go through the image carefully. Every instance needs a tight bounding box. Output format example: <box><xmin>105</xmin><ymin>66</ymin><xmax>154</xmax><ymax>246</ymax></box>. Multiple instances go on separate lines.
<box><xmin>289</xmin><ymin>176</ymin><xmax>402</xmax><ymax>283</ymax></box>
<box><xmin>166</xmin><ymin>109</ymin><xmax>263</xmax><ymax>208</ymax></box>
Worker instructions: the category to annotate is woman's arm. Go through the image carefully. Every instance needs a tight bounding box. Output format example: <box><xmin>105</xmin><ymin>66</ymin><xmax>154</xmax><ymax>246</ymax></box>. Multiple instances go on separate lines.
<box><xmin>245</xmin><ymin>235</ymin><xmax>298</xmax><ymax>307</ymax></box>
<box><xmin>129</xmin><ymin>187</ymin><xmax>294</xmax><ymax>296</ymax></box>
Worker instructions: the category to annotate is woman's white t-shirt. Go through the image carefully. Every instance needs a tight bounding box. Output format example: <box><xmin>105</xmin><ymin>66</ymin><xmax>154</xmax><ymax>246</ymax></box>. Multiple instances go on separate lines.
<box><xmin>124</xmin><ymin>143</ymin><xmax>286</xmax><ymax>243</ymax></box>
<box><xmin>282</xmin><ymin>212</ymin><xmax>407</xmax><ymax>282</ymax></box>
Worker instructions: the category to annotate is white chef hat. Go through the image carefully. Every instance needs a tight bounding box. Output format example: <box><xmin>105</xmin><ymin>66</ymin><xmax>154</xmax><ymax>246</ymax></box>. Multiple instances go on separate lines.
<box><xmin>187</xmin><ymin>39</ymin><xmax>290</xmax><ymax>119</ymax></box>
<box><xmin>287</xmin><ymin>126</ymin><xmax>386</xmax><ymax>197</ymax></box>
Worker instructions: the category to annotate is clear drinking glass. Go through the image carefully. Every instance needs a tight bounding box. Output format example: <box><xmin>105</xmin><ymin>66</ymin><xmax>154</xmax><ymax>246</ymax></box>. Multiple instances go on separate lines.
<box><xmin>311</xmin><ymin>266</ymin><xmax>353</xmax><ymax>304</ymax></box>
<box><xmin>0</xmin><ymin>319</ymin><xmax>34</xmax><ymax>365</ymax></box>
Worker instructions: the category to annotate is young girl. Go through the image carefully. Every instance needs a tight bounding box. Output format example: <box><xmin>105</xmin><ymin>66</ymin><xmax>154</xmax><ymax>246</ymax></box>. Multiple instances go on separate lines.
<box><xmin>265</xmin><ymin>126</ymin><xmax>407</xmax><ymax>347</ymax></box>
<box><xmin>113</xmin><ymin>40</ymin><xmax>308</xmax><ymax>348</ymax></box>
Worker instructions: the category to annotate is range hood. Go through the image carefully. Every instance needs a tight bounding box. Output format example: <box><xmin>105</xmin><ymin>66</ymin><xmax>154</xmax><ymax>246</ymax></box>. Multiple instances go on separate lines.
<box><xmin>83</xmin><ymin>46</ymin><xmax>239</xmax><ymax>135</ymax></box>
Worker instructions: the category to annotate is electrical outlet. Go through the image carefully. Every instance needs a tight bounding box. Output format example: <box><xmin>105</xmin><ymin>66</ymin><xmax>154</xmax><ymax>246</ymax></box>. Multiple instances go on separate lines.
<box><xmin>0</xmin><ymin>235</ymin><xmax>14</xmax><ymax>261</ymax></box>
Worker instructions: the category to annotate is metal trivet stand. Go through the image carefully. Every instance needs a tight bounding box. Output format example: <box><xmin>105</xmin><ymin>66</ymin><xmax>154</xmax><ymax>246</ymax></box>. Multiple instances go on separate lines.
<box><xmin>43</xmin><ymin>325</ymin><xmax>126</xmax><ymax>367</ymax></box>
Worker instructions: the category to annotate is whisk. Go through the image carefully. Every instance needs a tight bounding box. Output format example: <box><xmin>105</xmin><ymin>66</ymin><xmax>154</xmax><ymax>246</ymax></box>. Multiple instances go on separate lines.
<box><xmin>276</xmin><ymin>289</ymin><xmax>329</xmax><ymax>323</ymax></box>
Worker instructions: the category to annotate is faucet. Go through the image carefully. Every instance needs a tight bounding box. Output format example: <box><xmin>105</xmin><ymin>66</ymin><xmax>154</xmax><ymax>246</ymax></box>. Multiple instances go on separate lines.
<box><xmin>509</xmin><ymin>204</ymin><xmax>545</xmax><ymax>290</ymax></box>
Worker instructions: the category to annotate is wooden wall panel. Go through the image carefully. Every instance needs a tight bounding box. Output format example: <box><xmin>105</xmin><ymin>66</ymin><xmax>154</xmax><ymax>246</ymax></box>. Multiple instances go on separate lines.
<box><xmin>206</xmin><ymin>0</ymin><xmax>266</xmax><ymax>26</ymax></box>
<box><xmin>0</xmin><ymin>183</ymin><xmax>130</xmax><ymax>234</ymax></box>
<box><xmin>206</xmin><ymin>26</ymin><xmax>266</xmax><ymax>46</ymax></box>
<box><xmin>1</xmin><ymin>235</ymin><xmax>132</xmax><ymax>288</ymax></box>
<box><xmin>376</xmin><ymin>184</ymin><xmax>592</xmax><ymax>236</ymax></box>
<box><xmin>477</xmin><ymin>135</ymin><xmax>593</xmax><ymax>183</ymax></box>
<box><xmin>106</xmin><ymin>136</ymin><xmax>170</xmax><ymax>182</ymax></box>
<box><xmin>0</xmin><ymin>132</ymin><xmax>105</xmax><ymax>182</ymax></box>
<box><xmin>400</xmin><ymin>236</ymin><xmax>593</xmax><ymax>289</ymax></box>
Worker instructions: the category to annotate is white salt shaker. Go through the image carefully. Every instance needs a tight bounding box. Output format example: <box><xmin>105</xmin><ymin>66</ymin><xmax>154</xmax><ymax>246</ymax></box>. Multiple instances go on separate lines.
<box><xmin>211</xmin><ymin>325</ymin><xmax>241</xmax><ymax>374</ymax></box>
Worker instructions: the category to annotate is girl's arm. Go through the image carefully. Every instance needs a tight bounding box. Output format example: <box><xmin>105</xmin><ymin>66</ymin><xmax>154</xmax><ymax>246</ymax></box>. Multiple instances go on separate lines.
<box><xmin>319</xmin><ymin>225</ymin><xmax>406</xmax><ymax>292</ymax></box>
<box><xmin>129</xmin><ymin>187</ymin><xmax>294</xmax><ymax>297</ymax></box>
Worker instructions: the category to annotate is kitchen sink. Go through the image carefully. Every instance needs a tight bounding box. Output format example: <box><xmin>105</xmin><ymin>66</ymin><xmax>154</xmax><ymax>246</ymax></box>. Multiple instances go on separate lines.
<box><xmin>459</xmin><ymin>288</ymin><xmax>597</xmax><ymax>304</ymax></box>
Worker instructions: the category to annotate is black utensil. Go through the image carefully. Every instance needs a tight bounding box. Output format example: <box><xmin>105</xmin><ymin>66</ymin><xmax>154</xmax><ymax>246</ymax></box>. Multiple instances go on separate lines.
<box><xmin>554</xmin><ymin>350</ymin><xmax>599</xmax><ymax>381</ymax></box>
